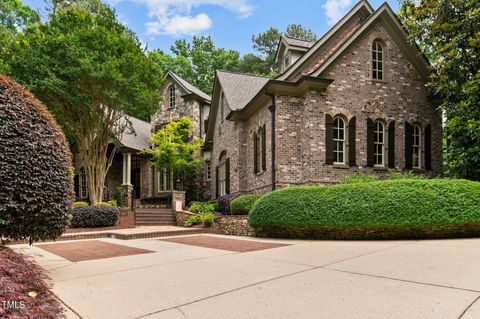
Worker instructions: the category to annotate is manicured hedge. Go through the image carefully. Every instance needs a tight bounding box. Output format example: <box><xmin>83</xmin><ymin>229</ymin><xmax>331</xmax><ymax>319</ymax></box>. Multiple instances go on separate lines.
<box><xmin>230</xmin><ymin>194</ymin><xmax>262</xmax><ymax>215</ymax></box>
<box><xmin>71</xmin><ymin>205</ymin><xmax>119</xmax><ymax>228</ymax></box>
<box><xmin>249</xmin><ymin>179</ymin><xmax>480</xmax><ymax>239</ymax></box>
<box><xmin>0</xmin><ymin>76</ymin><xmax>73</xmax><ymax>243</ymax></box>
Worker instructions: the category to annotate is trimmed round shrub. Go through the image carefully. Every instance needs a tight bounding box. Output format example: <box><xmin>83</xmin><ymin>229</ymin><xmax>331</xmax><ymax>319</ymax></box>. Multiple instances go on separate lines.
<box><xmin>0</xmin><ymin>76</ymin><xmax>73</xmax><ymax>243</ymax></box>
<box><xmin>71</xmin><ymin>205</ymin><xmax>119</xmax><ymax>228</ymax></box>
<box><xmin>230</xmin><ymin>194</ymin><xmax>262</xmax><ymax>215</ymax></box>
<box><xmin>249</xmin><ymin>179</ymin><xmax>480</xmax><ymax>239</ymax></box>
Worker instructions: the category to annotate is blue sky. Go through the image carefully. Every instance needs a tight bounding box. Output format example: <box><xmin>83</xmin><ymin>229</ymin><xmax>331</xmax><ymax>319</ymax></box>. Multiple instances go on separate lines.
<box><xmin>23</xmin><ymin>0</ymin><xmax>400</xmax><ymax>56</ymax></box>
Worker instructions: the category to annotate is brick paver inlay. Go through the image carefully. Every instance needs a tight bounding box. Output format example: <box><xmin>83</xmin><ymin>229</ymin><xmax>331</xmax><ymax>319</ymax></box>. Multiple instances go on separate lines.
<box><xmin>36</xmin><ymin>240</ymin><xmax>154</xmax><ymax>262</ymax></box>
<box><xmin>160</xmin><ymin>235</ymin><xmax>289</xmax><ymax>252</ymax></box>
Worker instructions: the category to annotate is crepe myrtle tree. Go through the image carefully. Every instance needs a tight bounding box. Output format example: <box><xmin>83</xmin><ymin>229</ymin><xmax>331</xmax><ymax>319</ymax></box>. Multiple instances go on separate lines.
<box><xmin>6</xmin><ymin>2</ymin><xmax>161</xmax><ymax>204</ymax></box>
<box><xmin>143</xmin><ymin>118</ymin><xmax>204</xmax><ymax>192</ymax></box>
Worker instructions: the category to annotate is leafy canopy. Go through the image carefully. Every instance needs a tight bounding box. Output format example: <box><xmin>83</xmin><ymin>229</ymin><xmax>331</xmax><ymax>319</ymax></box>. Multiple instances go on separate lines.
<box><xmin>401</xmin><ymin>0</ymin><xmax>480</xmax><ymax>180</ymax></box>
<box><xmin>144</xmin><ymin>117</ymin><xmax>204</xmax><ymax>177</ymax></box>
<box><xmin>5</xmin><ymin>3</ymin><xmax>161</xmax><ymax>204</ymax></box>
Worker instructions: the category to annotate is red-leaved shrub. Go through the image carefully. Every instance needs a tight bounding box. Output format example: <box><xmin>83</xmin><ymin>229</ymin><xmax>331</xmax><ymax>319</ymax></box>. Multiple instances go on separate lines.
<box><xmin>0</xmin><ymin>246</ymin><xmax>65</xmax><ymax>318</ymax></box>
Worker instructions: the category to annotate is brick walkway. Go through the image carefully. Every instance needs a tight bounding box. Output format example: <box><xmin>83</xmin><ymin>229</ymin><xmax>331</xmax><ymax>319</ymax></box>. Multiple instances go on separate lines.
<box><xmin>36</xmin><ymin>240</ymin><xmax>153</xmax><ymax>262</ymax></box>
<box><xmin>160</xmin><ymin>235</ymin><xmax>289</xmax><ymax>252</ymax></box>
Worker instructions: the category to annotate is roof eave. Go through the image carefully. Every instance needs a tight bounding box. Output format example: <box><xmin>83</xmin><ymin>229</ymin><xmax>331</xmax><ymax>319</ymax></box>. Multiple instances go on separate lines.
<box><xmin>228</xmin><ymin>76</ymin><xmax>333</xmax><ymax>121</ymax></box>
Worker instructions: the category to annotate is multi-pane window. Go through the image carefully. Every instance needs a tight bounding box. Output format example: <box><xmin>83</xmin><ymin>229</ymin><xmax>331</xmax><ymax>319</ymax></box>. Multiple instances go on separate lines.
<box><xmin>168</xmin><ymin>85</ymin><xmax>176</xmax><ymax>108</ymax></box>
<box><xmin>205</xmin><ymin>160</ymin><xmax>211</xmax><ymax>181</ymax></box>
<box><xmin>79</xmin><ymin>168</ymin><xmax>88</xmax><ymax>199</ymax></box>
<box><xmin>412</xmin><ymin>124</ymin><xmax>422</xmax><ymax>168</ymax></box>
<box><xmin>372</xmin><ymin>41</ymin><xmax>384</xmax><ymax>80</ymax></box>
<box><xmin>374</xmin><ymin>121</ymin><xmax>385</xmax><ymax>166</ymax></box>
<box><xmin>284</xmin><ymin>54</ymin><xmax>291</xmax><ymax>70</ymax></box>
<box><xmin>333</xmin><ymin>117</ymin><xmax>346</xmax><ymax>164</ymax></box>
<box><xmin>218</xmin><ymin>153</ymin><xmax>227</xmax><ymax>196</ymax></box>
<box><xmin>255</xmin><ymin>127</ymin><xmax>264</xmax><ymax>172</ymax></box>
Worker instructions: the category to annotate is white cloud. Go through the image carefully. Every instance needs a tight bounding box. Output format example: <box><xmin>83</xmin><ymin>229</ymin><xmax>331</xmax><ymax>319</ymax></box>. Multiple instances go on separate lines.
<box><xmin>146</xmin><ymin>13</ymin><xmax>212</xmax><ymax>36</ymax></box>
<box><xmin>112</xmin><ymin>0</ymin><xmax>254</xmax><ymax>36</ymax></box>
<box><xmin>322</xmin><ymin>0</ymin><xmax>354</xmax><ymax>25</ymax></box>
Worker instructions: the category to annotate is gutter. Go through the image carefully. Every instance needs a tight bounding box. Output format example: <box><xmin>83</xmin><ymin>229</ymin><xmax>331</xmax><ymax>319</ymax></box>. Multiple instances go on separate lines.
<box><xmin>266</xmin><ymin>93</ymin><xmax>276</xmax><ymax>192</ymax></box>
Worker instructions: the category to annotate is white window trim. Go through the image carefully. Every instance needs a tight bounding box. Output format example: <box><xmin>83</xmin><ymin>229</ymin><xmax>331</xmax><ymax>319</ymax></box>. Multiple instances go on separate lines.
<box><xmin>374</xmin><ymin>120</ymin><xmax>386</xmax><ymax>167</ymax></box>
<box><xmin>372</xmin><ymin>41</ymin><xmax>384</xmax><ymax>80</ymax></box>
<box><xmin>333</xmin><ymin>117</ymin><xmax>347</xmax><ymax>165</ymax></box>
<box><xmin>412</xmin><ymin>124</ymin><xmax>423</xmax><ymax>169</ymax></box>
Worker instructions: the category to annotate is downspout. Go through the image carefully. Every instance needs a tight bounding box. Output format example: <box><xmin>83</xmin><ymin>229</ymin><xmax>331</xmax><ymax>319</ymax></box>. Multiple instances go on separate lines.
<box><xmin>267</xmin><ymin>93</ymin><xmax>276</xmax><ymax>191</ymax></box>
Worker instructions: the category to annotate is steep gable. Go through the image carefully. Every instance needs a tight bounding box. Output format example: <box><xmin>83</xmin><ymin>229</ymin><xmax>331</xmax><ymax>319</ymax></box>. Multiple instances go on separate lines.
<box><xmin>277</xmin><ymin>0</ymin><xmax>373</xmax><ymax>81</ymax></box>
<box><xmin>310</xmin><ymin>3</ymin><xmax>430</xmax><ymax>80</ymax></box>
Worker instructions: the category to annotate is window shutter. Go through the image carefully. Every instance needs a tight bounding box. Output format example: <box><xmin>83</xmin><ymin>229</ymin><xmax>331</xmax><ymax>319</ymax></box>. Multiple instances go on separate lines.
<box><xmin>388</xmin><ymin>121</ymin><xmax>395</xmax><ymax>168</ymax></box>
<box><xmin>367</xmin><ymin>118</ymin><xmax>375</xmax><ymax>167</ymax></box>
<box><xmin>225</xmin><ymin>158</ymin><xmax>230</xmax><ymax>194</ymax></box>
<box><xmin>425</xmin><ymin>124</ymin><xmax>432</xmax><ymax>170</ymax></box>
<box><xmin>253</xmin><ymin>132</ymin><xmax>258</xmax><ymax>173</ymax></box>
<box><xmin>348</xmin><ymin>117</ymin><xmax>356</xmax><ymax>167</ymax></box>
<box><xmin>325</xmin><ymin>114</ymin><xmax>334</xmax><ymax>164</ymax></box>
<box><xmin>215</xmin><ymin>166</ymin><xmax>219</xmax><ymax>198</ymax></box>
<box><xmin>262</xmin><ymin>124</ymin><xmax>267</xmax><ymax>171</ymax></box>
<box><xmin>74</xmin><ymin>175</ymin><xmax>79</xmax><ymax>199</ymax></box>
<box><xmin>405</xmin><ymin>122</ymin><xmax>413</xmax><ymax>169</ymax></box>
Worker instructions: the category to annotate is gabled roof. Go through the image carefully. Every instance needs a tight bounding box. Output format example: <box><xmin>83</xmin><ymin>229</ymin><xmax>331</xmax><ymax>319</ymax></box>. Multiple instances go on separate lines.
<box><xmin>283</xmin><ymin>35</ymin><xmax>315</xmax><ymax>49</ymax></box>
<box><xmin>274</xmin><ymin>35</ymin><xmax>316</xmax><ymax>65</ymax></box>
<box><xmin>166</xmin><ymin>70</ymin><xmax>211</xmax><ymax>103</ymax></box>
<box><xmin>119</xmin><ymin>116</ymin><xmax>151</xmax><ymax>151</ymax></box>
<box><xmin>216</xmin><ymin>70</ymin><xmax>270</xmax><ymax>111</ymax></box>
<box><xmin>277</xmin><ymin>0</ymin><xmax>373</xmax><ymax>80</ymax></box>
<box><xmin>309</xmin><ymin>3</ymin><xmax>430</xmax><ymax>79</ymax></box>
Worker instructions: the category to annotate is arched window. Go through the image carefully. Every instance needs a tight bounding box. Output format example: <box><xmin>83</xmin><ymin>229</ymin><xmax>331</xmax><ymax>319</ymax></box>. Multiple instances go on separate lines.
<box><xmin>374</xmin><ymin>120</ymin><xmax>385</xmax><ymax>166</ymax></box>
<box><xmin>218</xmin><ymin>152</ymin><xmax>227</xmax><ymax>196</ymax></box>
<box><xmin>412</xmin><ymin>124</ymin><xmax>422</xmax><ymax>168</ymax></box>
<box><xmin>372</xmin><ymin>40</ymin><xmax>384</xmax><ymax>80</ymax></box>
<box><xmin>168</xmin><ymin>85</ymin><xmax>176</xmax><ymax>108</ymax></box>
<box><xmin>333</xmin><ymin>117</ymin><xmax>346</xmax><ymax>164</ymax></box>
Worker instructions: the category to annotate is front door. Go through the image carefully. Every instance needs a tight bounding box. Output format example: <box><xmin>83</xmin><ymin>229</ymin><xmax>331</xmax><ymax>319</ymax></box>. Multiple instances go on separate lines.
<box><xmin>132</xmin><ymin>169</ymin><xmax>141</xmax><ymax>198</ymax></box>
<box><xmin>131</xmin><ymin>156</ymin><xmax>141</xmax><ymax>198</ymax></box>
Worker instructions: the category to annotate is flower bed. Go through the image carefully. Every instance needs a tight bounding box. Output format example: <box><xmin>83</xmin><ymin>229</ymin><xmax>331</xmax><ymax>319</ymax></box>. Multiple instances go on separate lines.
<box><xmin>0</xmin><ymin>246</ymin><xmax>64</xmax><ymax>318</ymax></box>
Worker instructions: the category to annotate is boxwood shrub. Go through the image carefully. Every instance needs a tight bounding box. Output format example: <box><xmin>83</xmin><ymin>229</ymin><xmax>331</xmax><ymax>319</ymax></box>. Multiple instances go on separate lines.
<box><xmin>249</xmin><ymin>179</ymin><xmax>480</xmax><ymax>239</ymax></box>
<box><xmin>230</xmin><ymin>194</ymin><xmax>262</xmax><ymax>215</ymax></box>
<box><xmin>71</xmin><ymin>205</ymin><xmax>119</xmax><ymax>228</ymax></box>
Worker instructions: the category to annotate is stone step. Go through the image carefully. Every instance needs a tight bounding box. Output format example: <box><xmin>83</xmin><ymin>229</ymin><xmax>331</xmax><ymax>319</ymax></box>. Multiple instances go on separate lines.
<box><xmin>135</xmin><ymin>218</ymin><xmax>177</xmax><ymax>223</ymax></box>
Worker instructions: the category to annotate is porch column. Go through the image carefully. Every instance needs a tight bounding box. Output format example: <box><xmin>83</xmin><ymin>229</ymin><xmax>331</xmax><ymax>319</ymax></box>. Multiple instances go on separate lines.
<box><xmin>122</xmin><ymin>153</ymin><xmax>133</xmax><ymax>209</ymax></box>
<box><xmin>122</xmin><ymin>153</ymin><xmax>132</xmax><ymax>186</ymax></box>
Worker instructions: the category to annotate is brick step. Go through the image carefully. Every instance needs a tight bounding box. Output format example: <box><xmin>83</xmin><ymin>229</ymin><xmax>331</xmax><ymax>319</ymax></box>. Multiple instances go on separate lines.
<box><xmin>136</xmin><ymin>214</ymin><xmax>175</xmax><ymax>219</ymax></box>
<box><xmin>135</xmin><ymin>209</ymin><xmax>173</xmax><ymax>213</ymax></box>
<box><xmin>135</xmin><ymin>217</ymin><xmax>176</xmax><ymax>222</ymax></box>
<box><xmin>135</xmin><ymin>221</ymin><xmax>177</xmax><ymax>226</ymax></box>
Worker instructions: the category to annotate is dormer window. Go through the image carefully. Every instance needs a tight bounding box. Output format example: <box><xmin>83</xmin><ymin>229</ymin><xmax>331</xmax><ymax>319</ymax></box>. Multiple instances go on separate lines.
<box><xmin>168</xmin><ymin>85</ymin><xmax>176</xmax><ymax>108</ymax></box>
<box><xmin>284</xmin><ymin>54</ymin><xmax>291</xmax><ymax>70</ymax></box>
<box><xmin>372</xmin><ymin>40</ymin><xmax>384</xmax><ymax>80</ymax></box>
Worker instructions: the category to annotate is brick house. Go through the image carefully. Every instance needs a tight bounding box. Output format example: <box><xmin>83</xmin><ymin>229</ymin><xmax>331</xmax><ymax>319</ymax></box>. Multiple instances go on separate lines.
<box><xmin>74</xmin><ymin>70</ymin><xmax>212</xmax><ymax>204</ymax></box>
<box><xmin>205</xmin><ymin>0</ymin><xmax>442</xmax><ymax>198</ymax></box>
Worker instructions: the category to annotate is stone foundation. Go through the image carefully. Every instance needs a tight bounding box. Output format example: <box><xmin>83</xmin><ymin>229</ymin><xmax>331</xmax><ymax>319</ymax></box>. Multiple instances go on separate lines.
<box><xmin>218</xmin><ymin>215</ymin><xmax>256</xmax><ymax>236</ymax></box>
<box><xmin>175</xmin><ymin>210</ymin><xmax>197</xmax><ymax>226</ymax></box>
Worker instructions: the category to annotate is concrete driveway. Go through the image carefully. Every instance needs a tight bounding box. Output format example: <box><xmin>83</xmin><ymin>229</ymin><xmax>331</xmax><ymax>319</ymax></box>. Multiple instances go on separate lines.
<box><xmin>12</xmin><ymin>235</ymin><xmax>480</xmax><ymax>319</ymax></box>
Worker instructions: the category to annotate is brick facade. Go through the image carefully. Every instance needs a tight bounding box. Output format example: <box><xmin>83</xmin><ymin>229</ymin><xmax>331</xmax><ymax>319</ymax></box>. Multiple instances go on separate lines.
<box><xmin>210</xmin><ymin>15</ymin><xmax>442</xmax><ymax>199</ymax></box>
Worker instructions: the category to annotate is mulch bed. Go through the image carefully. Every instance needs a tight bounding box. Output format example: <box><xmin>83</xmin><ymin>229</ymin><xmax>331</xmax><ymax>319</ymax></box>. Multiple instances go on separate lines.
<box><xmin>36</xmin><ymin>240</ymin><xmax>153</xmax><ymax>262</ymax></box>
<box><xmin>0</xmin><ymin>245</ymin><xmax>65</xmax><ymax>318</ymax></box>
<box><xmin>159</xmin><ymin>235</ymin><xmax>288</xmax><ymax>253</ymax></box>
